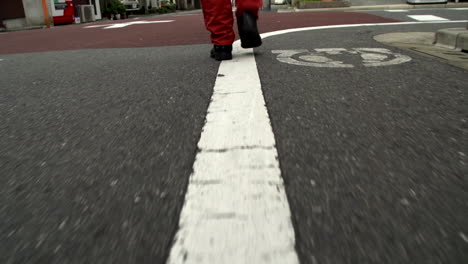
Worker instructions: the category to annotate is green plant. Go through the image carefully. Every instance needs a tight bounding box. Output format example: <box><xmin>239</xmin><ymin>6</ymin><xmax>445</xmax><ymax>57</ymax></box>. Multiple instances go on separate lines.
<box><xmin>166</xmin><ymin>3</ymin><xmax>176</xmax><ymax>11</ymax></box>
<box><xmin>136</xmin><ymin>6</ymin><xmax>146</xmax><ymax>14</ymax></box>
<box><xmin>106</xmin><ymin>0</ymin><xmax>126</xmax><ymax>14</ymax></box>
<box><xmin>118</xmin><ymin>6</ymin><xmax>126</xmax><ymax>14</ymax></box>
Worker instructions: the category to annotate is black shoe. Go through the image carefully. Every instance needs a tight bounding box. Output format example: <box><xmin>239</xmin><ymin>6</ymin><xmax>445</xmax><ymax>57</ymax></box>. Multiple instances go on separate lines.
<box><xmin>237</xmin><ymin>11</ymin><xmax>262</xmax><ymax>49</ymax></box>
<box><xmin>210</xmin><ymin>45</ymin><xmax>233</xmax><ymax>61</ymax></box>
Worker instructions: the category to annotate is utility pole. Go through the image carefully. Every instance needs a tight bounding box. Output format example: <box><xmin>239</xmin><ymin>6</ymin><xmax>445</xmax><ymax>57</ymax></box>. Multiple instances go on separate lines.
<box><xmin>263</xmin><ymin>0</ymin><xmax>271</xmax><ymax>11</ymax></box>
<box><xmin>41</xmin><ymin>0</ymin><xmax>51</xmax><ymax>28</ymax></box>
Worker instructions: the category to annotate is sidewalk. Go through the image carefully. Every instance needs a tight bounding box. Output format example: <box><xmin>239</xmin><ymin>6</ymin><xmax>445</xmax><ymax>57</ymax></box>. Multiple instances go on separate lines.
<box><xmin>351</xmin><ymin>0</ymin><xmax>406</xmax><ymax>5</ymax></box>
<box><xmin>276</xmin><ymin>0</ymin><xmax>468</xmax><ymax>12</ymax></box>
<box><xmin>273</xmin><ymin>0</ymin><xmax>468</xmax><ymax>69</ymax></box>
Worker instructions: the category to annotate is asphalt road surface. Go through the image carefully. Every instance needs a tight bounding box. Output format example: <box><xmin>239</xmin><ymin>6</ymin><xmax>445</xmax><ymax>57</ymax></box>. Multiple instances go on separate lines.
<box><xmin>1</xmin><ymin>7</ymin><xmax>467</xmax><ymax>264</ymax></box>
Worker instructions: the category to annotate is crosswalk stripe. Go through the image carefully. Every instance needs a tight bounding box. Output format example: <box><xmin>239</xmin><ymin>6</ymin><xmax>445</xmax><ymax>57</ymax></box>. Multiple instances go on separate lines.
<box><xmin>408</xmin><ymin>15</ymin><xmax>449</xmax><ymax>21</ymax></box>
<box><xmin>385</xmin><ymin>10</ymin><xmax>409</xmax><ymax>12</ymax></box>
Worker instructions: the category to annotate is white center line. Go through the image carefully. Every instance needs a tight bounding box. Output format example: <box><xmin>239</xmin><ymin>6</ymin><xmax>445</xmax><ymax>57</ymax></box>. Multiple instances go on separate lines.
<box><xmin>166</xmin><ymin>19</ymin><xmax>468</xmax><ymax>264</ymax></box>
<box><xmin>408</xmin><ymin>15</ymin><xmax>449</xmax><ymax>21</ymax></box>
<box><xmin>84</xmin><ymin>20</ymin><xmax>174</xmax><ymax>29</ymax></box>
<box><xmin>166</xmin><ymin>40</ymin><xmax>299</xmax><ymax>264</ymax></box>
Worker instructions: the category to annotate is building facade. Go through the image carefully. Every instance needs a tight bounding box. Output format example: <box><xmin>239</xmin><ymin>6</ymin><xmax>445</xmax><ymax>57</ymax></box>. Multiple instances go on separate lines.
<box><xmin>0</xmin><ymin>0</ymin><xmax>54</xmax><ymax>31</ymax></box>
<box><xmin>1</xmin><ymin>0</ymin><xmax>102</xmax><ymax>31</ymax></box>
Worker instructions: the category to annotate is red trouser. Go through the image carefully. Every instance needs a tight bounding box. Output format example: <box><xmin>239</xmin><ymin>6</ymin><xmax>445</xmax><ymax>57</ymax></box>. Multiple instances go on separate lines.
<box><xmin>201</xmin><ymin>0</ymin><xmax>262</xmax><ymax>45</ymax></box>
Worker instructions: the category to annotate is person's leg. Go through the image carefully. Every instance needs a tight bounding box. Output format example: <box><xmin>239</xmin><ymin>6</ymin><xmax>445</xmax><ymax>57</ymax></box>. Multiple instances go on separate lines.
<box><xmin>235</xmin><ymin>0</ymin><xmax>262</xmax><ymax>18</ymax></box>
<box><xmin>201</xmin><ymin>0</ymin><xmax>234</xmax><ymax>60</ymax></box>
<box><xmin>201</xmin><ymin>0</ymin><xmax>235</xmax><ymax>46</ymax></box>
<box><xmin>235</xmin><ymin>0</ymin><xmax>263</xmax><ymax>48</ymax></box>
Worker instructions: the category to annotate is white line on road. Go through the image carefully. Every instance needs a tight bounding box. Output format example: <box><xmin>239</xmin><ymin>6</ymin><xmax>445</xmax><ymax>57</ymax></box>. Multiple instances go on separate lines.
<box><xmin>166</xmin><ymin>41</ymin><xmax>299</xmax><ymax>264</ymax></box>
<box><xmin>166</xmin><ymin>19</ymin><xmax>468</xmax><ymax>264</ymax></box>
<box><xmin>84</xmin><ymin>20</ymin><xmax>174</xmax><ymax>29</ymax></box>
<box><xmin>260</xmin><ymin>20</ymin><xmax>468</xmax><ymax>39</ymax></box>
<box><xmin>385</xmin><ymin>10</ymin><xmax>409</xmax><ymax>12</ymax></box>
<box><xmin>460</xmin><ymin>232</ymin><xmax>468</xmax><ymax>243</ymax></box>
<box><xmin>408</xmin><ymin>15</ymin><xmax>449</xmax><ymax>21</ymax></box>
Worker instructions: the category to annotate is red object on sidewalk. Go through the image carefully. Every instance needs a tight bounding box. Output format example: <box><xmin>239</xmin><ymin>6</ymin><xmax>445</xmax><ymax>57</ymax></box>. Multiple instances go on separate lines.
<box><xmin>201</xmin><ymin>0</ymin><xmax>262</xmax><ymax>45</ymax></box>
<box><xmin>53</xmin><ymin>0</ymin><xmax>75</xmax><ymax>25</ymax></box>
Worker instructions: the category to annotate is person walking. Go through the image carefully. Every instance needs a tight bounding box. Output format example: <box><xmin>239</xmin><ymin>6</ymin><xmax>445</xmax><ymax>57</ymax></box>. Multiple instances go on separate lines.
<box><xmin>201</xmin><ymin>0</ymin><xmax>263</xmax><ymax>61</ymax></box>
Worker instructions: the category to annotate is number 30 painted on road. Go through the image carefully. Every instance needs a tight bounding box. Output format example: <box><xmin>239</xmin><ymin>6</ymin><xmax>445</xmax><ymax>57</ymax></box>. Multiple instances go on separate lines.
<box><xmin>272</xmin><ymin>48</ymin><xmax>411</xmax><ymax>68</ymax></box>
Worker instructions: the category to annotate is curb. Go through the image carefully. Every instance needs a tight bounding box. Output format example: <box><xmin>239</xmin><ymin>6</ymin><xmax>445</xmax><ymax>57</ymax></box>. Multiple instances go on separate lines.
<box><xmin>277</xmin><ymin>3</ymin><xmax>468</xmax><ymax>13</ymax></box>
<box><xmin>435</xmin><ymin>28</ymin><xmax>468</xmax><ymax>50</ymax></box>
<box><xmin>374</xmin><ymin>31</ymin><xmax>468</xmax><ymax>70</ymax></box>
<box><xmin>2</xmin><ymin>25</ymin><xmax>47</xmax><ymax>32</ymax></box>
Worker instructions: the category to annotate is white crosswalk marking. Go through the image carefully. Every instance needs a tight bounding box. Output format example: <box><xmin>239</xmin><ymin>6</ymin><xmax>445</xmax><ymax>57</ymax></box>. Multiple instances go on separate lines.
<box><xmin>408</xmin><ymin>15</ymin><xmax>449</xmax><ymax>21</ymax></box>
<box><xmin>385</xmin><ymin>10</ymin><xmax>409</xmax><ymax>12</ymax></box>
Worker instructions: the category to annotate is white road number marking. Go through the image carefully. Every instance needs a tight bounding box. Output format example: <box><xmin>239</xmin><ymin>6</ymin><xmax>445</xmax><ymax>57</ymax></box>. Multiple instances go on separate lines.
<box><xmin>272</xmin><ymin>48</ymin><xmax>411</xmax><ymax>68</ymax></box>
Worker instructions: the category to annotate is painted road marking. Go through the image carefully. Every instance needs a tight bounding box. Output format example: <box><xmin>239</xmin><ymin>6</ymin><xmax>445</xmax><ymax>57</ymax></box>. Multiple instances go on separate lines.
<box><xmin>272</xmin><ymin>48</ymin><xmax>411</xmax><ymax>68</ymax></box>
<box><xmin>408</xmin><ymin>15</ymin><xmax>449</xmax><ymax>21</ymax></box>
<box><xmin>385</xmin><ymin>10</ymin><xmax>409</xmax><ymax>12</ymax></box>
<box><xmin>272</xmin><ymin>49</ymin><xmax>353</xmax><ymax>68</ymax></box>
<box><xmin>259</xmin><ymin>20</ymin><xmax>468</xmax><ymax>40</ymax></box>
<box><xmin>166</xmin><ymin>41</ymin><xmax>299</xmax><ymax>264</ymax></box>
<box><xmin>84</xmin><ymin>20</ymin><xmax>174</xmax><ymax>29</ymax></box>
<box><xmin>167</xmin><ymin>19</ymin><xmax>468</xmax><ymax>264</ymax></box>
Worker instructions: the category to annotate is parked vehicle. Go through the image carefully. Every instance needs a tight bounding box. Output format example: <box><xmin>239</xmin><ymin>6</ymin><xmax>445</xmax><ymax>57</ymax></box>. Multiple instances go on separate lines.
<box><xmin>120</xmin><ymin>0</ymin><xmax>140</xmax><ymax>11</ymax></box>
<box><xmin>51</xmin><ymin>0</ymin><xmax>75</xmax><ymax>25</ymax></box>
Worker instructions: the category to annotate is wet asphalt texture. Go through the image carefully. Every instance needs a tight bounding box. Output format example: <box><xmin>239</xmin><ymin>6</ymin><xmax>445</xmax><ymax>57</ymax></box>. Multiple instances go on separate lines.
<box><xmin>1</xmin><ymin>9</ymin><xmax>467</xmax><ymax>264</ymax></box>
<box><xmin>256</xmin><ymin>23</ymin><xmax>468</xmax><ymax>264</ymax></box>
<box><xmin>0</xmin><ymin>46</ymin><xmax>219</xmax><ymax>264</ymax></box>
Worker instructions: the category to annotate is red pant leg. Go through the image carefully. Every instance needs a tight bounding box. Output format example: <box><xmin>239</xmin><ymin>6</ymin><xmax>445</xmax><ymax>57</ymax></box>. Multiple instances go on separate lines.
<box><xmin>235</xmin><ymin>0</ymin><xmax>263</xmax><ymax>18</ymax></box>
<box><xmin>201</xmin><ymin>0</ymin><xmax>235</xmax><ymax>45</ymax></box>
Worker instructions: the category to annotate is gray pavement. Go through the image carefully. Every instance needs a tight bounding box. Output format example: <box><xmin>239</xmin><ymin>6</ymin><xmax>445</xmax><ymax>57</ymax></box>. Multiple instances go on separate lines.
<box><xmin>0</xmin><ymin>46</ymin><xmax>218</xmax><ymax>264</ymax></box>
<box><xmin>1</xmin><ymin>8</ymin><xmax>468</xmax><ymax>264</ymax></box>
<box><xmin>281</xmin><ymin>0</ymin><xmax>468</xmax><ymax>12</ymax></box>
<box><xmin>351</xmin><ymin>0</ymin><xmax>407</xmax><ymax>6</ymax></box>
<box><xmin>358</xmin><ymin>7</ymin><xmax>468</xmax><ymax>52</ymax></box>
<box><xmin>358</xmin><ymin>7</ymin><xmax>468</xmax><ymax>21</ymax></box>
<box><xmin>350</xmin><ymin>0</ymin><xmax>468</xmax><ymax>6</ymax></box>
<box><xmin>256</xmin><ymin>22</ymin><xmax>468</xmax><ymax>264</ymax></box>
